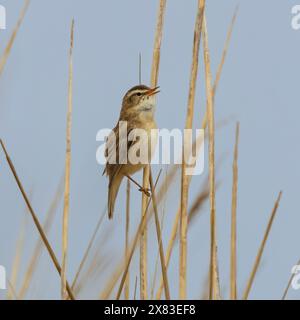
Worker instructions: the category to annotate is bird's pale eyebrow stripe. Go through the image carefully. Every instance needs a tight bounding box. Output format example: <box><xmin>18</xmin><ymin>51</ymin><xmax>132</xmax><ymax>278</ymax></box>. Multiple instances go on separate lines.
<box><xmin>127</xmin><ymin>89</ymin><xmax>148</xmax><ymax>97</ymax></box>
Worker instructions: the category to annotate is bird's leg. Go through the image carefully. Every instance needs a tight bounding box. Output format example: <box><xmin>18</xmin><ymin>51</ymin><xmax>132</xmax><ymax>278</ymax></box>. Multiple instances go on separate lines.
<box><xmin>124</xmin><ymin>174</ymin><xmax>151</xmax><ymax>197</ymax></box>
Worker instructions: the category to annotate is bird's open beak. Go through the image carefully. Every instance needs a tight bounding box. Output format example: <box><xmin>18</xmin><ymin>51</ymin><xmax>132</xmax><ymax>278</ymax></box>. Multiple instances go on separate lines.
<box><xmin>146</xmin><ymin>86</ymin><xmax>160</xmax><ymax>97</ymax></box>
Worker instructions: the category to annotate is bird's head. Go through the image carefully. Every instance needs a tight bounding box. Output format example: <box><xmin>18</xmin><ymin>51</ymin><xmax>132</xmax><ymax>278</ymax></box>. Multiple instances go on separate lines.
<box><xmin>121</xmin><ymin>84</ymin><xmax>160</xmax><ymax>119</ymax></box>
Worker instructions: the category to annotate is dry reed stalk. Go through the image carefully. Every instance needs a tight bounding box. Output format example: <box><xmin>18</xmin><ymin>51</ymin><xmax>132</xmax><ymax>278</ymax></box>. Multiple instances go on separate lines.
<box><xmin>230</xmin><ymin>122</ymin><xmax>239</xmax><ymax>300</ymax></box>
<box><xmin>99</xmin><ymin>172</ymin><xmax>161</xmax><ymax>300</ymax></box>
<box><xmin>140</xmin><ymin>165</ymin><xmax>149</xmax><ymax>299</ymax></box>
<box><xmin>88</xmin><ymin>167</ymin><xmax>176</xmax><ymax>297</ymax></box>
<box><xmin>282</xmin><ymin>257</ymin><xmax>300</xmax><ymax>299</ymax></box>
<box><xmin>179</xmin><ymin>0</ymin><xmax>205</xmax><ymax>299</ymax></box>
<box><xmin>149</xmin><ymin>168</ymin><xmax>170</xmax><ymax>299</ymax></box>
<box><xmin>56</xmin><ymin>4</ymin><xmax>169</xmax><ymax>297</ymax></box>
<box><xmin>7</xmin><ymin>214</ymin><xmax>27</xmax><ymax>300</ymax></box>
<box><xmin>0</xmin><ymin>0</ymin><xmax>30</xmax><ymax>77</ymax></box>
<box><xmin>124</xmin><ymin>180</ymin><xmax>131</xmax><ymax>299</ymax></box>
<box><xmin>139</xmin><ymin>0</ymin><xmax>167</xmax><ymax>300</ymax></box>
<box><xmin>100</xmin><ymin>144</ymin><xmax>221</xmax><ymax>300</ymax></box>
<box><xmin>156</xmin><ymin>8</ymin><xmax>237</xmax><ymax>298</ymax></box>
<box><xmin>61</xmin><ymin>19</ymin><xmax>74</xmax><ymax>300</ymax></box>
<box><xmin>156</xmin><ymin>179</ymin><xmax>210</xmax><ymax>299</ymax></box>
<box><xmin>115</xmin><ymin>171</ymin><xmax>162</xmax><ymax>300</ymax></box>
<box><xmin>243</xmin><ymin>191</ymin><xmax>283</xmax><ymax>300</ymax></box>
<box><xmin>203</xmin><ymin>15</ymin><xmax>220</xmax><ymax>300</ymax></box>
<box><xmin>150</xmin><ymin>0</ymin><xmax>167</xmax><ymax>87</ymax></box>
<box><xmin>108</xmin><ymin>171</ymin><xmax>161</xmax><ymax>300</ymax></box>
<box><xmin>77</xmin><ymin>166</ymin><xmax>175</xmax><ymax>296</ymax></box>
<box><xmin>0</xmin><ymin>139</ymin><xmax>75</xmax><ymax>299</ymax></box>
<box><xmin>150</xmin><ymin>169</ymin><xmax>168</xmax><ymax>299</ymax></box>
<box><xmin>18</xmin><ymin>177</ymin><xmax>63</xmax><ymax>299</ymax></box>
<box><xmin>156</xmin><ymin>208</ymin><xmax>179</xmax><ymax>300</ymax></box>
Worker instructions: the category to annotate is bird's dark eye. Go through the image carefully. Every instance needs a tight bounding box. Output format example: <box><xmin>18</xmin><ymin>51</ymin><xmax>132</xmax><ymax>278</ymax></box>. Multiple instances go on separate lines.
<box><xmin>136</xmin><ymin>92</ymin><xmax>142</xmax><ymax>96</ymax></box>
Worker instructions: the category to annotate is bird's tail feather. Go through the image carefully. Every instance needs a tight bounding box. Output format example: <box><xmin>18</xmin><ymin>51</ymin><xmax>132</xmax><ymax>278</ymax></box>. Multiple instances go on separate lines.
<box><xmin>108</xmin><ymin>174</ymin><xmax>123</xmax><ymax>219</ymax></box>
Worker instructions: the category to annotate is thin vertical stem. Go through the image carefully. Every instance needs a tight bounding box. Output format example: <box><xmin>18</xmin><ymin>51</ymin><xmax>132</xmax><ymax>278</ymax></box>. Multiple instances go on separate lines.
<box><xmin>124</xmin><ymin>180</ymin><xmax>131</xmax><ymax>299</ymax></box>
<box><xmin>203</xmin><ymin>15</ymin><xmax>220</xmax><ymax>300</ymax></box>
<box><xmin>230</xmin><ymin>122</ymin><xmax>240</xmax><ymax>299</ymax></box>
<box><xmin>180</xmin><ymin>0</ymin><xmax>205</xmax><ymax>299</ymax></box>
<box><xmin>134</xmin><ymin>276</ymin><xmax>138</xmax><ymax>300</ymax></box>
<box><xmin>140</xmin><ymin>164</ymin><xmax>149</xmax><ymax>300</ymax></box>
<box><xmin>150</xmin><ymin>0</ymin><xmax>167</xmax><ymax>86</ymax></box>
<box><xmin>116</xmin><ymin>171</ymin><xmax>162</xmax><ymax>300</ymax></box>
<box><xmin>243</xmin><ymin>192</ymin><xmax>283</xmax><ymax>300</ymax></box>
<box><xmin>140</xmin><ymin>0</ymin><xmax>167</xmax><ymax>300</ymax></box>
<box><xmin>149</xmin><ymin>168</ymin><xmax>170</xmax><ymax>300</ymax></box>
<box><xmin>139</xmin><ymin>53</ymin><xmax>142</xmax><ymax>85</ymax></box>
<box><xmin>61</xmin><ymin>19</ymin><xmax>74</xmax><ymax>300</ymax></box>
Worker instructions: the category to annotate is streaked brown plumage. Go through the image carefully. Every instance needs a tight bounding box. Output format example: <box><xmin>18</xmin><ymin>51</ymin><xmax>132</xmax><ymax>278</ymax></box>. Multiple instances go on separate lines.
<box><xmin>103</xmin><ymin>84</ymin><xmax>159</xmax><ymax>219</ymax></box>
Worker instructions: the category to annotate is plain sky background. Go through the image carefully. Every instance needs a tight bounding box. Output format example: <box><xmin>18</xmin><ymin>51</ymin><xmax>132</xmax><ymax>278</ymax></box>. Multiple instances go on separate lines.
<box><xmin>0</xmin><ymin>0</ymin><xmax>300</xmax><ymax>300</ymax></box>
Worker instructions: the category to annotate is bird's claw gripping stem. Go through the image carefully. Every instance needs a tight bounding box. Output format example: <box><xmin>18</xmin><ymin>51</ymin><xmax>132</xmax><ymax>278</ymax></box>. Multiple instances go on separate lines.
<box><xmin>138</xmin><ymin>187</ymin><xmax>151</xmax><ymax>197</ymax></box>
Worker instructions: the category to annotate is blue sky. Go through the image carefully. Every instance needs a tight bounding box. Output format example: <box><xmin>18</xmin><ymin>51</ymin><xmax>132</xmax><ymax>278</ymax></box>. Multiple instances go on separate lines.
<box><xmin>0</xmin><ymin>0</ymin><xmax>300</xmax><ymax>299</ymax></box>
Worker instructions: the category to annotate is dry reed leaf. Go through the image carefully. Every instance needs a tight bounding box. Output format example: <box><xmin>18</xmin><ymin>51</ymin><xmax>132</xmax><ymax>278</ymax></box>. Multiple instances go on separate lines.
<box><xmin>0</xmin><ymin>140</ymin><xmax>75</xmax><ymax>299</ymax></box>
<box><xmin>188</xmin><ymin>190</ymin><xmax>209</xmax><ymax>223</ymax></box>
<box><xmin>71</xmin><ymin>208</ymin><xmax>106</xmax><ymax>291</ymax></box>
<box><xmin>0</xmin><ymin>0</ymin><xmax>30</xmax><ymax>77</ymax></box>
<box><xmin>212</xmin><ymin>5</ymin><xmax>239</xmax><ymax>98</ymax></box>
<box><xmin>243</xmin><ymin>191</ymin><xmax>283</xmax><ymax>299</ymax></box>
<box><xmin>75</xmin><ymin>250</ymin><xmax>111</xmax><ymax>298</ymax></box>
<box><xmin>18</xmin><ymin>177</ymin><xmax>64</xmax><ymax>299</ymax></box>
<box><xmin>72</xmin><ymin>218</ymin><xmax>114</xmax><ymax>297</ymax></box>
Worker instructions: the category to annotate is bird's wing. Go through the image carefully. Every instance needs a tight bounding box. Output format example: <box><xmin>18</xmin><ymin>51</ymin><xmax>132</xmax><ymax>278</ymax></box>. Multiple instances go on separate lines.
<box><xmin>103</xmin><ymin>122</ymin><xmax>137</xmax><ymax>179</ymax></box>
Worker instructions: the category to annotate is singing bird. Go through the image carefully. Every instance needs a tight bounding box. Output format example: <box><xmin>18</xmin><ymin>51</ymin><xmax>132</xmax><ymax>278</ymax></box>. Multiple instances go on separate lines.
<box><xmin>103</xmin><ymin>85</ymin><xmax>160</xmax><ymax>219</ymax></box>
